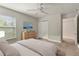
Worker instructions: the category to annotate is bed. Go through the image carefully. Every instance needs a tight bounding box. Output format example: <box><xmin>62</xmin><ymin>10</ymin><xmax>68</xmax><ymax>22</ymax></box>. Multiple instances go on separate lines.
<box><xmin>0</xmin><ymin>38</ymin><xmax>57</xmax><ymax>56</ymax></box>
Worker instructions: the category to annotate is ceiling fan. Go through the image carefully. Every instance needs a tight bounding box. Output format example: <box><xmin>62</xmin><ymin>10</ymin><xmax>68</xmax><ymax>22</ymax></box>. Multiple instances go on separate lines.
<box><xmin>27</xmin><ymin>3</ymin><xmax>48</xmax><ymax>14</ymax></box>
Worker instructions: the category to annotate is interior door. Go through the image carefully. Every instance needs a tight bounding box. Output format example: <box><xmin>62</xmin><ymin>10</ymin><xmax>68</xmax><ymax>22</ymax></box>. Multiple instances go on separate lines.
<box><xmin>63</xmin><ymin>17</ymin><xmax>77</xmax><ymax>44</ymax></box>
<box><xmin>38</xmin><ymin>20</ymin><xmax>48</xmax><ymax>38</ymax></box>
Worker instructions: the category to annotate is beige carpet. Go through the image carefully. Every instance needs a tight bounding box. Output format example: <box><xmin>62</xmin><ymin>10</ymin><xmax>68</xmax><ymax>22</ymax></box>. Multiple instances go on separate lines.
<box><xmin>57</xmin><ymin>39</ymin><xmax>79</xmax><ymax>56</ymax></box>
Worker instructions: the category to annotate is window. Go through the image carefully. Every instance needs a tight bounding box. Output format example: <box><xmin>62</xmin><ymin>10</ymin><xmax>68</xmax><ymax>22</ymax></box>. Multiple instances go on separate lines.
<box><xmin>0</xmin><ymin>15</ymin><xmax>16</xmax><ymax>40</ymax></box>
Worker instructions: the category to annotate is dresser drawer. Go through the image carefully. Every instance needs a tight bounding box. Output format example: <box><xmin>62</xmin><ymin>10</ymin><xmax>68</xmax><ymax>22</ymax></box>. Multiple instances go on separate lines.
<box><xmin>21</xmin><ymin>31</ymin><xmax>37</xmax><ymax>40</ymax></box>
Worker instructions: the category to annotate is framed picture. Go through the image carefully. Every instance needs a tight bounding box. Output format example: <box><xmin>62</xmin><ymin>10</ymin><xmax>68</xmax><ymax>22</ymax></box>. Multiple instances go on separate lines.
<box><xmin>23</xmin><ymin>22</ymin><xmax>33</xmax><ymax>29</ymax></box>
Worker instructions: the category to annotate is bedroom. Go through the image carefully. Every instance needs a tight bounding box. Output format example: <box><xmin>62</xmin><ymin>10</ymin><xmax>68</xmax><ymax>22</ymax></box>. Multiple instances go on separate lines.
<box><xmin>0</xmin><ymin>3</ymin><xmax>78</xmax><ymax>56</ymax></box>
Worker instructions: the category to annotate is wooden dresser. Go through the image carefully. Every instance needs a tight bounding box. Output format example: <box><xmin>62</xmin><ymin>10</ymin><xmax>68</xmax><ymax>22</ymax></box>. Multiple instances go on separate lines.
<box><xmin>21</xmin><ymin>31</ymin><xmax>37</xmax><ymax>40</ymax></box>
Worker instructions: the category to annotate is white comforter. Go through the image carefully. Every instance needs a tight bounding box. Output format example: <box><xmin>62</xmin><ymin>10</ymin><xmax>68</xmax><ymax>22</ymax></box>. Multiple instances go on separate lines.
<box><xmin>11</xmin><ymin>43</ymin><xmax>40</xmax><ymax>56</ymax></box>
<box><xmin>11</xmin><ymin>39</ymin><xmax>57</xmax><ymax>56</ymax></box>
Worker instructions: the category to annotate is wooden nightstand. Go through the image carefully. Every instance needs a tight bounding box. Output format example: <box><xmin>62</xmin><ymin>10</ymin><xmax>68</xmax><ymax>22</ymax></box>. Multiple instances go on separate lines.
<box><xmin>21</xmin><ymin>31</ymin><xmax>37</xmax><ymax>40</ymax></box>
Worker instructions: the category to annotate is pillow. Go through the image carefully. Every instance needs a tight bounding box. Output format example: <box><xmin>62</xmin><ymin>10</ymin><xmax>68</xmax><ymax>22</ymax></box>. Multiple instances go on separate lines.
<box><xmin>0</xmin><ymin>40</ymin><xmax>20</xmax><ymax>56</ymax></box>
<box><xmin>0</xmin><ymin>50</ymin><xmax>4</xmax><ymax>56</ymax></box>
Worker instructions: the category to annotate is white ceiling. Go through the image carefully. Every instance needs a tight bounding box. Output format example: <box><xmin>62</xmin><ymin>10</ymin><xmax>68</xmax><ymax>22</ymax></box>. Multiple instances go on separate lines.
<box><xmin>0</xmin><ymin>3</ymin><xmax>79</xmax><ymax>18</ymax></box>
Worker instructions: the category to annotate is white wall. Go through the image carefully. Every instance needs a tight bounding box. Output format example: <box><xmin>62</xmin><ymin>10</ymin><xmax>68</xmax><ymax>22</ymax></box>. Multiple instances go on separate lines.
<box><xmin>0</xmin><ymin>6</ymin><xmax>38</xmax><ymax>40</ymax></box>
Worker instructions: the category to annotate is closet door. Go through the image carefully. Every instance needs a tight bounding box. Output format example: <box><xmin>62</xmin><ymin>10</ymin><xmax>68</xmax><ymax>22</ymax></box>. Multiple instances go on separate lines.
<box><xmin>38</xmin><ymin>20</ymin><xmax>48</xmax><ymax>38</ymax></box>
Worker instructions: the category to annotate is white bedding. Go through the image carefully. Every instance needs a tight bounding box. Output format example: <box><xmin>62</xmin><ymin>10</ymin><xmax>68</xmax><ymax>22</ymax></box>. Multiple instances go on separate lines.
<box><xmin>10</xmin><ymin>39</ymin><xmax>57</xmax><ymax>56</ymax></box>
<box><xmin>11</xmin><ymin>43</ymin><xmax>40</xmax><ymax>56</ymax></box>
